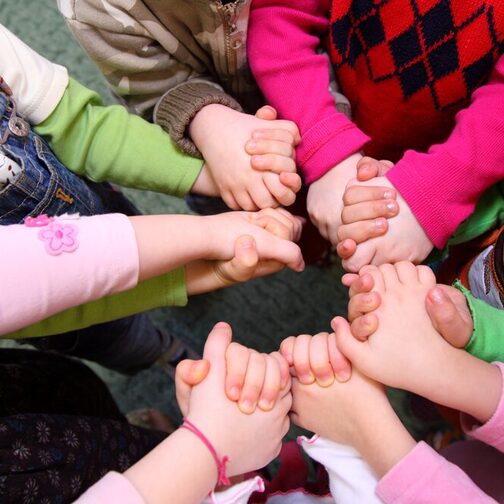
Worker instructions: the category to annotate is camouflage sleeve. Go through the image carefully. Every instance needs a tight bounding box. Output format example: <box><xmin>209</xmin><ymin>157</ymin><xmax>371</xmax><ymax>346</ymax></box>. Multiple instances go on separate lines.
<box><xmin>58</xmin><ymin>0</ymin><xmax>215</xmax><ymax>118</ymax></box>
<box><xmin>154</xmin><ymin>79</ymin><xmax>243</xmax><ymax>157</ymax></box>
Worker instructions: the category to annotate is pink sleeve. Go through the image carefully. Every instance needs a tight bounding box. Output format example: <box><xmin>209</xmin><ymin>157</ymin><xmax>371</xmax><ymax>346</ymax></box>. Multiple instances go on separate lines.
<box><xmin>376</xmin><ymin>442</ymin><xmax>496</xmax><ymax>503</ymax></box>
<box><xmin>248</xmin><ymin>0</ymin><xmax>369</xmax><ymax>184</ymax></box>
<box><xmin>73</xmin><ymin>472</ymin><xmax>144</xmax><ymax>503</ymax></box>
<box><xmin>461</xmin><ymin>362</ymin><xmax>504</xmax><ymax>452</ymax></box>
<box><xmin>386</xmin><ymin>55</ymin><xmax>504</xmax><ymax>248</ymax></box>
<box><xmin>0</xmin><ymin>213</ymin><xmax>139</xmax><ymax>335</ymax></box>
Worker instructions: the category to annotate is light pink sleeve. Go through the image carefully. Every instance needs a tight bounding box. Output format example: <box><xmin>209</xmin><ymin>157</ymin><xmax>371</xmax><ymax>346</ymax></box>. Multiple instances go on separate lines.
<box><xmin>73</xmin><ymin>472</ymin><xmax>144</xmax><ymax>504</ymax></box>
<box><xmin>376</xmin><ymin>441</ymin><xmax>496</xmax><ymax>503</ymax></box>
<box><xmin>0</xmin><ymin>213</ymin><xmax>139</xmax><ymax>335</ymax></box>
<box><xmin>387</xmin><ymin>55</ymin><xmax>504</xmax><ymax>248</ymax></box>
<box><xmin>248</xmin><ymin>0</ymin><xmax>369</xmax><ymax>184</ymax></box>
<box><xmin>461</xmin><ymin>362</ymin><xmax>504</xmax><ymax>452</ymax></box>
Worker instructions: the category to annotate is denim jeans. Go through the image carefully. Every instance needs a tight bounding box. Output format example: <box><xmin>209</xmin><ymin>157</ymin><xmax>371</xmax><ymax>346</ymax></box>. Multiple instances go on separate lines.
<box><xmin>0</xmin><ymin>92</ymin><xmax>165</xmax><ymax>372</ymax></box>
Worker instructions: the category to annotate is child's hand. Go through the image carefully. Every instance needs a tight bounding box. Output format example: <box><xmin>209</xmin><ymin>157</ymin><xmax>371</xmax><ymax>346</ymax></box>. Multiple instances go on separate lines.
<box><xmin>306</xmin><ymin>153</ymin><xmax>361</xmax><ymax>247</ymax></box>
<box><xmin>335</xmin><ymin>263</ymin><xmax>456</xmax><ymax>397</ymax></box>
<box><xmin>338</xmin><ymin>177</ymin><xmax>434</xmax><ymax>272</ymax></box>
<box><xmin>189</xmin><ymin>104</ymin><xmax>301</xmax><ymax>210</ymax></box>
<box><xmin>280</xmin><ymin>332</ymin><xmax>352</xmax><ymax>384</ymax></box>
<box><xmin>342</xmin><ymin>272</ymin><xmax>474</xmax><ymax>346</ymax></box>
<box><xmin>183</xmin><ymin>322</ymin><xmax>292</xmax><ymax>478</ymax></box>
<box><xmin>206</xmin><ymin>208</ymin><xmax>305</xmax><ymax>272</ymax></box>
<box><xmin>225</xmin><ymin>343</ymin><xmax>290</xmax><ymax>413</ymax></box>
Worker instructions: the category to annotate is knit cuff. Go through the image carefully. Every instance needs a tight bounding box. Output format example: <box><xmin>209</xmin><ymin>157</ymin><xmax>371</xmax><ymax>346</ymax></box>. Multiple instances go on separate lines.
<box><xmin>154</xmin><ymin>80</ymin><xmax>243</xmax><ymax>157</ymax></box>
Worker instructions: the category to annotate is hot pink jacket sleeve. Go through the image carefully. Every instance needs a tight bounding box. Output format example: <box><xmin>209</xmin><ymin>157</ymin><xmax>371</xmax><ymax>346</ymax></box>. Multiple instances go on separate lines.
<box><xmin>248</xmin><ymin>0</ymin><xmax>370</xmax><ymax>184</ymax></box>
<box><xmin>0</xmin><ymin>214</ymin><xmax>139</xmax><ymax>335</ymax></box>
<box><xmin>376</xmin><ymin>362</ymin><xmax>504</xmax><ymax>503</ymax></box>
<box><xmin>249</xmin><ymin>2</ymin><xmax>504</xmax><ymax>249</ymax></box>
<box><xmin>387</xmin><ymin>55</ymin><xmax>504</xmax><ymax>248</ymax></box>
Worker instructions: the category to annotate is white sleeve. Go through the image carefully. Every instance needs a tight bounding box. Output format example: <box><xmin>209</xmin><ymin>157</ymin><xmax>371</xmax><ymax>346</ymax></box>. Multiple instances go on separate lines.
<box><xmin>0</xmin><ymin>23</ymin><xmax>68</xmax><ymax>124</ymax></box>
<box><xmin>299</xmin><ymin>435</ymin><xmax>383</xmax><ymax>504</ymax></box>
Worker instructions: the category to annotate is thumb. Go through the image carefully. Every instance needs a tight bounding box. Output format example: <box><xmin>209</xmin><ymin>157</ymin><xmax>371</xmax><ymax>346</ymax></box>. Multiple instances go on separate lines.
<box><xmin>331</xmin><ymin>316</ymin><xmax>364</xmax><ymax>364</ymax></box>
<box><xmin>255</xmin><ymin>105</ymin><xmax>277</xmax><ymax>120</ymax></box>
<box><xmin>425</xmin><ymin>287</ymin><xmax>471</xmax><ymax>348</ymax></box>
<box><xmin>216</xmin><ymin>235</ymin><xmax>259</xmax><ymax>284</ymax></box>
<box><xmin>175</xmin><ymin>359</ymin><xmax>210</xmax><ymax>416</ymax></box>
<box><xmin>203</xmin><ymin>322</ymin><xmax>233</xmax><ymax>378</ymax></box>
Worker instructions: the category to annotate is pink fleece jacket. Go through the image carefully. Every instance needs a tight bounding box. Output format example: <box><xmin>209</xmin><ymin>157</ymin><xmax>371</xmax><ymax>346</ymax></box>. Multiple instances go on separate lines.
<box><xmin>248</xmin><ymin>0</ymin><xmax>504</xmax><ymax>248</ymax></box>
<box><xmin>1</xmin><ymin>213</ymin><xmax>138</xmax><ymax>334</ymax></box>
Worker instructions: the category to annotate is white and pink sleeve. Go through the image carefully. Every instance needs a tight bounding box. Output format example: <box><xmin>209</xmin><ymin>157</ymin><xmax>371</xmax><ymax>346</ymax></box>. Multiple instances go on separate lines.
<box><xmin>0</xmin><ymin>213</ymin><xmax>139</xmax><ymax>335</ymax></box>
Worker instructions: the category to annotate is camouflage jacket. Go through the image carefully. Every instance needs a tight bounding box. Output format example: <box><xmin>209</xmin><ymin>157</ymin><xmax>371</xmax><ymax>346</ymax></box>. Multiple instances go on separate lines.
<box><xmin>57</xmin><ymin>0</ymin><xmax>266</xmax><ymax>154</ymax></box>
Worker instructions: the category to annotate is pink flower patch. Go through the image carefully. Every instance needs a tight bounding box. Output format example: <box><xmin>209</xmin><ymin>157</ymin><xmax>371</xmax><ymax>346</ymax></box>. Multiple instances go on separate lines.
<box><xmin>38</xmin><ymin>221</ymin><xmax>79</xmax><ymax>256</ymax></box>
<box><xmin>25</xmin><ymin>214</ymin><xmax>53</xmax><ymax>228</ymax></box>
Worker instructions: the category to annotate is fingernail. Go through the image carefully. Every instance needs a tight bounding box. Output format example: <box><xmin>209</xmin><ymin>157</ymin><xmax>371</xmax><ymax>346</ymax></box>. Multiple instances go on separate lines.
<box><xmin>336</xmin><ymin>371</ymin><xmax>351</xmax><ymax>382</ymax></box>
<box><xmin>317</xmin><ymin>374</ymin><xmax>335</xmax><ymax>387</ymax></box>
<box><xmin>429</xmin><ymin>288</ymin><xmax>445</xmax><ymax>304</ymax></box>
<box><xmin>247</xmin><ymin>141</ymin><xmax>257</xmax><ymax>150</ymax></box>
<box><xmin>374</xmin><ymin>218</ymin><xmax>386</xmax><ymax>228</ymax></box>
<box><xmin>215</xmin><ymin>321</ymin><xmax>228</xmax><ymax>328</ymax></box>
<box><xmin>239</xmin><ymin>399</ymin><xmax>254</xmax><ymax>413</ymax></box>
<box><xmin>383</xmin><ymin>190</ymin><xmax>394</xmax><ymax>199</ymax></box>
<box><xmin>302</xmin><ymin>372</ymin><xmax>315</xmax><ymax>384</ymax></box>
<box><xmin>230</xmin><ymin>386</ymin><xmax>240</xmax><ymax>399</ymax></box>
<box><xmin>240</xmin><ymin>236</ymin><xmax>254</xmax><ymax>249</ymax></box>
<box><xmin>386</xmin><ymin>201</ymin><xmax>397</xmax><ymax>212</ymax></box>
<box><xmin>258</xmin><ymin>398</ymin><xmax>273</xmax><ymax>410</ymax></box>
<box><xmin>252</xmin><ymin>155</ymin><xmax>264</xmax><ymax>166</ymax></box>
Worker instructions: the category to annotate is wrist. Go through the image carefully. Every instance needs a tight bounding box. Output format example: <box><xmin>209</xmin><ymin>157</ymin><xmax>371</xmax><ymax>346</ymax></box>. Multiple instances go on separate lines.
<box><xmin>189</xmin><ymin>104</ymin><xmax>228</xmax><ymax>152</ymax></box>
<box><xmin>353</xmin><ymin>400</ymin><xmax>416</xmax><ymax>478</ymax></box>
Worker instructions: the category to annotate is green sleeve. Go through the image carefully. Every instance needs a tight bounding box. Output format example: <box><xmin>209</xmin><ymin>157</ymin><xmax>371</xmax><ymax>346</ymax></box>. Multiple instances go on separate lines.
<box><xmin>34</xmin><ymin>78</ymin><xmax>203</xmax><ymax>197</ymax></box>
<box><xmin>6</xmin><ymin>268</ymin><xmax>187</xmax><ymax>340</ymax></box>
<box><xmin>454</xmin><ymin>281</ymin><xmax>504</xmax><ymax>362</ymax></box>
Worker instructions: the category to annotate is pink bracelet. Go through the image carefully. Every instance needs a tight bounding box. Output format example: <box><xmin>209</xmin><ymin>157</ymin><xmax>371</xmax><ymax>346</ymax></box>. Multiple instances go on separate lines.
<box><xmin>181</xmin><ymin>418</ymin><xmax>230</xmax><ymax>486</ymax></box>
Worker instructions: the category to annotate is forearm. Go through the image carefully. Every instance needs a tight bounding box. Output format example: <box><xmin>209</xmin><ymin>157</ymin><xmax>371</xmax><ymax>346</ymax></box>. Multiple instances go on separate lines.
<box><xmin>124</xmin><ymin>428</ymin><xmax>218</xmax><ymax>504</ymax></box>
<box><xmin>6</xmin><ymin>270</ymin><xmax>187</xmax><ymax>339</ymax></box>
<box><xmin>428</xmin><ymin>350</ymin><xmax>501</xmax><ymax>425</ymax></box>
<box><xmin>386</xmin><ymin>55</ymin><xmax>504</xmax><ymax>248</ymax></box>
<box><xmin>35</xmin><ymin>78</ymin><xmax>203</xmax><ymax>198</ymax></box>
<box><xmin>248</xmin><ymin>0</ymin><xmax>368</xmax><ymax>182</ymax></box>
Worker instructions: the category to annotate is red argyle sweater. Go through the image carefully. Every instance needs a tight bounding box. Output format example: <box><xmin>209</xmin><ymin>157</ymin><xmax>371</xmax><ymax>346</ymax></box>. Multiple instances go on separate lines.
<box><xmin>329</xmin><ymin>0</ymin><xmax>504</xmax><ymax>161</ymax></box>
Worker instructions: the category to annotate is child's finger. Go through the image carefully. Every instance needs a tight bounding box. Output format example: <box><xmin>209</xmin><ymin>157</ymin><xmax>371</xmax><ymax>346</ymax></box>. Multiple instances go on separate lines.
<box><xmin>253</xmin><ymin>215</ymin><xmax>291</xmax><ymax>241</ymax></box>
<box><xmin>272</xmin><ymin>120</ymin><xmax>301</xmax><ymax>144</ymax></box>
<box><xmin>337</xmin><ymin>218</ymin><xmax>388</xmax><ymax>244</ymax></box>
<box><xmin>279</xmin><ymin>336</ymin><xmax>296</xmax><ymax>365</ymax></box>
<box><xmin>270</xmin><ymin>350</ymin><xmax>291</xmax><ymax>389</ymax></box>
<box><xmin>175</xmin><ymin>359</ymin><xmax>210</xmax><ymax>416</ymax></box>
<box><xmin>262</xmin><ymin>172</ymin><xmax>296</xmax><ymax>207</ymax></box>
<box><xmin>246</xmin><ymin>138</ymin><xmax>295</xmax><ymax>160</ymax></box>
<box><xmin>425</xmin><ymin>287</ymin><xmax>471</xmax><ymax>348</ymax></box>
<box><xmin>417</xmin><ymin>264</ymin><xmax>436</xmax><ymax>286</ymax></box>
<box><xmin>258</xmin><ymin>354</ymin><xmax>282</xmax><ymax>411</ymax></box>
<box><xmin>279</xmin><ymin>172</ymin><xmax>302</xmax><ymax>194</ymax></box>
<box><xmin>292</xmin><ymin>335</ymin><xmax>315</xmax><ymax>384</ymax></box>
<box><xmin>248</xmin><ymin>183</ymin><xmax>279</xmax><ymax>210</ymax></box>
<box><xmin>225</xmin><ymin>342</ymin><xmax>252</xmax><ymax>401</ymax></box>
<box><xmin>337</xmin><ymin>238</ymin><xmax>358</xmax><ymax>259</ymax></box>
<box><xmin>254</xmin><ymin>105</ymin><xmax>278</xmax><ymax>121</ymax></box>
<box><xmin>341</xmin><ymin>199</ymin><xmax>398</xmax><ymax>224</ymax></box>
<box><xmin>215</xmin><ymin>235</ymin><xmax>259</xmax><ymax>284</ymax></box>
<box><xmin>350</xmin><ymin>314</ymin><xmax>379</xmax><ymax>341</ymax></box>
<box><xmin>235</xmin><ymin>190</ymin><xmax>259</xmax><ymax>212</ymax></box>
<box><xmin>356</xmin><ymin>157</ymin><xmax>393</xmax><ymax>181</ymax></box>
<box><xmin>333</xmin><ymin>316</ymin><xmax>369</xmax><ymax>365</ymax></box>
<box><xmin>395</xmin><ymin>261</ymin><xmax>419</xmax><ymax>284</ymax></box>
<box><xmin>220</xmin><ymin>189</ymin><xmax>241</xmax><ymax>211</ymax></box>
<box><xmin>327</xmin><ymin>332</ymin><xmax>352</xmax><ymax>382</ymax></box>
<box><xmin>253</xmin><ymin>207</ymin><xmax>297</xmax><ymax>237</ymax></box>
<box><xmin>348</xmin><ymin>271</ymin><xmax>376</xmax><ymax>297</ymax></box>
<box><xmin>251</xmin><ymin>128</ymin><xmax>298</xmax><ymax>146</ymax></box>
<box><xmin>341</xmin><ymin>243</ymin><xmax>377</xmax><ymax>273</ymax></box>
<box><xmin>309</xmin><ymin>332</ymin><xmax>335</xmax><ymax>387</ymax></box>
<box><xmin>239</xmin><ymin>351</ymin><xmax>267</xmax><ymax>414</ymax></box>
<box><xmin>348</xmin><ymin>291</ymin><xmax>381</xmax><ymax>322</ymax></box>
<box><xmin>343</xmin><ymin>185</ymin><xmax>397</xmax><ymax>205</ymax></box>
